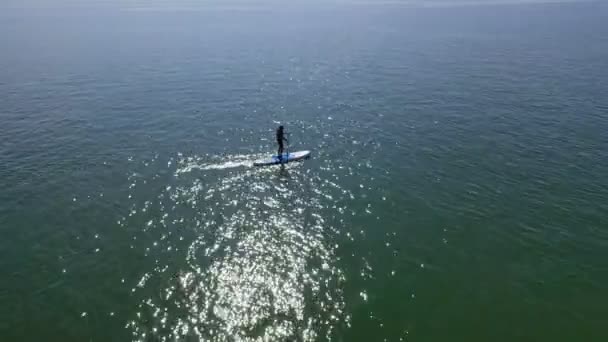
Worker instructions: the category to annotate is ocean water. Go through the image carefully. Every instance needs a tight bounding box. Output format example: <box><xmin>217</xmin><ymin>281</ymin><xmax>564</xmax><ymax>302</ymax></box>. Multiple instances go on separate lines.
<box><xmin>1</xmin><ymin>1</ymin><xmax>608</xmax><ymax>341</ymax></box>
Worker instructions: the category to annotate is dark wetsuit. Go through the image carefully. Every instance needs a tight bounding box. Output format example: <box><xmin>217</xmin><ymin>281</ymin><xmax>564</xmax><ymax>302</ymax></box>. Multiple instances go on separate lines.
<box><xmin>276</xmin><ymin>127</ymin><xmax>286</xmax><ymax>158</ymax></box>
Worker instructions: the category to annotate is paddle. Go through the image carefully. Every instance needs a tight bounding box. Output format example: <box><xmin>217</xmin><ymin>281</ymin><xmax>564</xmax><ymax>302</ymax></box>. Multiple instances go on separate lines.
<box><xmin>285</xmin><ymin>131</ymin><xmax>290</xmax><ymax>159</ymax></box>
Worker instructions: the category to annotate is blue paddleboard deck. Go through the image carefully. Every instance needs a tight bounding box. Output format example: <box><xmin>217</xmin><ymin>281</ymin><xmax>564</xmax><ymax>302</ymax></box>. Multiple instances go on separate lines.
<box><xmin>253</xmin><ymin>150</ymin><xmax>311</xmax><ymax>166</ymax></box>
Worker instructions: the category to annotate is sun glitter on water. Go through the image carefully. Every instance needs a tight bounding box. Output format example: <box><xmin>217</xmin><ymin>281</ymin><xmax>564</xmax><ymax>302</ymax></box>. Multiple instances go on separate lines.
<box><xmin>121</xmin><ymin>153</ymin><xmax>351</xmax><ymax>341</ymax></box>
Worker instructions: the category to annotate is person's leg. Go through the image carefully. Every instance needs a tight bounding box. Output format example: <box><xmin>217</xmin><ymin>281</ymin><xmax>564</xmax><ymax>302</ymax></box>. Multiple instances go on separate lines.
<box><xmin>278</xmin><ymin>141</ymin><xmax>284</xmax><ymax>159</ymax></box>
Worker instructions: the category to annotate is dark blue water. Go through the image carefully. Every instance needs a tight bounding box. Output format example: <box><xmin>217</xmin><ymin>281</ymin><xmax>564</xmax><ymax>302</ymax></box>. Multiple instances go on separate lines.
<box><xmin>1</xmin><ymin>1</ymin><xmax>608</xmax><ymax>341</ymax></box>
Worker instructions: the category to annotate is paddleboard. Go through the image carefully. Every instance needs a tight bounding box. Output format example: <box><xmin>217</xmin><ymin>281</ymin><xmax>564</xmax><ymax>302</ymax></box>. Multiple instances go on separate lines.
<box><xmin>253</xmin><ymin>150</ymin><xmax>311</xmax><ymax>166</ymax></box>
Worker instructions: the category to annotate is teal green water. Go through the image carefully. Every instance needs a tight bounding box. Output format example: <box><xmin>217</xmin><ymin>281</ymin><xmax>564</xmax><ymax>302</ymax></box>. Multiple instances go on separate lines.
<box><xmin>2</xmin><ymin>2</ymin><xmax>608</xmax><ymax>341</ymax></box>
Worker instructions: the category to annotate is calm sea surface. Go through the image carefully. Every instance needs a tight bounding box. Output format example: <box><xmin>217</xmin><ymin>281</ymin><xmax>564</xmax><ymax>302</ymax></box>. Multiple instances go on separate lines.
<box><xmin>1</xmin><ymin>1</ymin><xmax>608</xmax><ymax>341</ymax></box>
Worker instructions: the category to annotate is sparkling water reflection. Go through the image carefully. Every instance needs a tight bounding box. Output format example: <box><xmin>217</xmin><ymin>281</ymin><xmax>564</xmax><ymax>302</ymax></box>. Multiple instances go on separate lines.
<box><xmin>123</xmin><ymin>153</ymin><xmax>351</xmax><ymax>341</ymax></box>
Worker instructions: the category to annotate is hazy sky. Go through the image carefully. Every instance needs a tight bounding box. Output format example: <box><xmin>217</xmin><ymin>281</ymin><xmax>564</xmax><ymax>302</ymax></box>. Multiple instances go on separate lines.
<box><xmin>2</xmin><ymin>0</ymin><xmax>593</xmax><ymax>10</ymax></box>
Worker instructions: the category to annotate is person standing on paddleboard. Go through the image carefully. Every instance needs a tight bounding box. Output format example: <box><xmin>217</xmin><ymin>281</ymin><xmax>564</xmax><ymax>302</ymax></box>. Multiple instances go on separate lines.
<box><xmin>276</xmin><ymin>125</ymin><xmax>288</xmax><ymax>160</ymax></box>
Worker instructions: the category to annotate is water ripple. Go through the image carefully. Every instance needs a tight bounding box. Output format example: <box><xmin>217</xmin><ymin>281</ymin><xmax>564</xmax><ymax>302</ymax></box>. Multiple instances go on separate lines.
<box><xmin>124</xmin><ymin>152</ymin><xmax>349</xmax><ymax>341</ymax></box>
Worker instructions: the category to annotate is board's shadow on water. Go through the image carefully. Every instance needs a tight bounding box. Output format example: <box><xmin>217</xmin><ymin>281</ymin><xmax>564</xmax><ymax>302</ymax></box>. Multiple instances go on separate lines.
<box><xmin>277</xmin><ymin>164</ymin><xmax>291</xmax><ymax>180</ymax></box>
